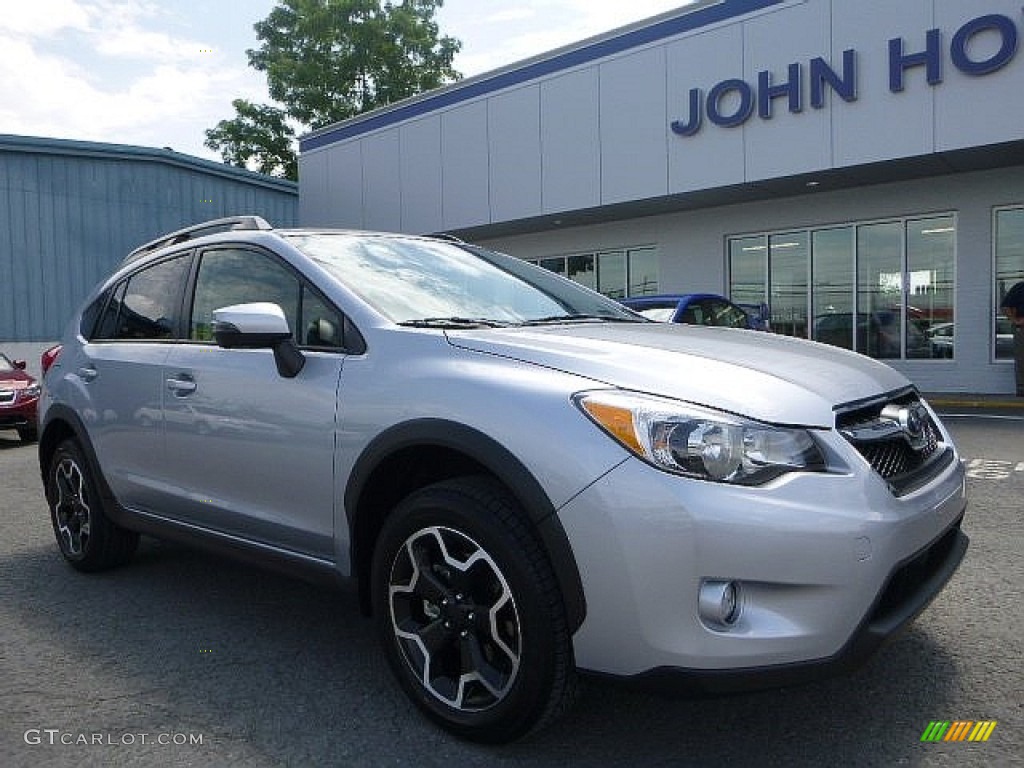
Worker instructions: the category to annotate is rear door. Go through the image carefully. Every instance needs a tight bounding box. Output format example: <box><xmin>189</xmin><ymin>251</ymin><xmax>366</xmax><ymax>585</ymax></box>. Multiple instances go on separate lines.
<box><xmin>77</xmin><ymin>253</ymin><xmax>192</xmax><ymax>510</ymax></box>
<box><xmin>159</xmin><ymin>246</ymin><xmax>345</xmax><ymax>560</ymax></box>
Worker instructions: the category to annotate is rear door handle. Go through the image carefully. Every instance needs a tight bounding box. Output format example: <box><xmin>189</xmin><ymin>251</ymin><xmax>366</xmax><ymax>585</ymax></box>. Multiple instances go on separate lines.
<box><xmin>166</xmin><ymin>376</ymin><xmax>197</xmax><ymax>395</ymax></box>
<box><xmin>78</xmin><ymin>366</ymin><xmax>98</xmax><ymax>382</ymax></box>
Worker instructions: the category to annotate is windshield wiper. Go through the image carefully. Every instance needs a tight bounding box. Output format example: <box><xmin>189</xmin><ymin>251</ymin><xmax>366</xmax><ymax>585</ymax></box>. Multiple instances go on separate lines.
<box><xmin>518</xmin><ymin>314</ymin><xmax>643</xmax><ymax>326</ymax></box>
<box><xmin>398</xmin><ymin>317</ymin><xmax>513</xmax><ymax>329</ymax></box>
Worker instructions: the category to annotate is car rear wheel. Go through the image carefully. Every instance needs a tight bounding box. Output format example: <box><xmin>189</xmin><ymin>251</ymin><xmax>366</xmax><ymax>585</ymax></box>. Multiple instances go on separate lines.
<box><xmin>46</xmin><ymin>439</ymin><xmax>138</xmax><ymax>572</ymax></box>
<box><xmin>371</xmin><ymin>476</ymin><xmax>575</xmax><ymax>743</ymax></box>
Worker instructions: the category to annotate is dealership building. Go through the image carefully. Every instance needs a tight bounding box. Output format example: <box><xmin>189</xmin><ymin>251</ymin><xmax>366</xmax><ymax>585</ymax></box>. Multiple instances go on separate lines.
<box><xmin>298</xmin><ymin>0</ymin><xmax>1024</xmax><ymax>394</ymax></box>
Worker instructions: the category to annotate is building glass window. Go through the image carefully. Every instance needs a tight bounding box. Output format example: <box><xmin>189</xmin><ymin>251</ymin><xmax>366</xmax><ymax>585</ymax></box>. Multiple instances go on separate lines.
<box><xmin>597</xmin><ymin>251</ymin><xmax>626</xmax><ymax>299</ymax></box>
<box><xmin>995</xmin><ymin>207</ymin><xmax>1024</xmax><ymax>360</ymax></box>
<box><xmin>729</xmin><ymin>236</ymin><xmax>767</xmax><ymax>310</ymax></box>
<box><xmin>627</xmin><ymin>247</ymin><xmax>659</xmax><ymax>296</ymax></box>
<box><xmin>540</xmin><ymin>257</ymin><xmax>566</xmax><ymax>277</ymax></box>
<box><xmin>730</xmin><ymin>214</ymin><xmax>956</xmax><ymax>361</ymax></box>
<box><xmin>908</xmin><ymin>217</ymin><xmax>955</xmax><ymax>359</ymax></box>
<box><xmin>857</xmin><ymin>221</ymin><xmax>903</xmax><ymax>359</ymax></box>
<box><xmin>533</xmin><ymin>246</ymin><xmax>658</xmax><ymax>298</ymax></box>
<box><xmin>769</xmin><ymin>232</ymin><xmax>809</xmax><ymax>338</ymax></box>
<box><xmin>811</xmin><ymin>227</ymin><xmax>854</xmax><ymax>349</ymax></box>
<box><xmin>567</xmin><ymin>254</ymin><xmax>596</xmax><ymax>290</ymax></box>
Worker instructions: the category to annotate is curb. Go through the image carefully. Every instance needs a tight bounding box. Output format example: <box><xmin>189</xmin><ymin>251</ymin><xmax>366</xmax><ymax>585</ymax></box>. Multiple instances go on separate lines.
<box><xmin>924</xmin><ymin>394</ymin><xmax>1024</xmax><ymax>410</ymax></box>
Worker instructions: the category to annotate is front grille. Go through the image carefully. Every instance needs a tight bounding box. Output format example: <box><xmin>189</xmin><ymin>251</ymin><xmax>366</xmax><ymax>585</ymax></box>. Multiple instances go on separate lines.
<box><xmin>0</xmin><ymin>389</ymin><xmax>15</xmax><ymax>404</ymax></box>
<box><xmin>836</xmin><ymin>390</ymin><xmax>950</xmax><ymax>495</ymax></box>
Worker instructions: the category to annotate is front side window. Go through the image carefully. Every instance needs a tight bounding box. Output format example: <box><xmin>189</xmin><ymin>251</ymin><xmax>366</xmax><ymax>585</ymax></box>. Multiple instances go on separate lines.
<box><xmin>94</xmin><ymin>255</ymin><xmax>190</xmax><ymax>341</ymax></box>
<box><xmin>190</xmin><ymin>249</ymin><xmax>301</xmax><ymax>342</ymax></box>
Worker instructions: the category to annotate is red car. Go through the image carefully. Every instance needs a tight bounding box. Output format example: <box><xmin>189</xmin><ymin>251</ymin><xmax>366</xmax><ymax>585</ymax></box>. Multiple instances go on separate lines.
<box><xmin>0</xmin><ymin>353</ymin><xmax>40</xmax><ymax>442</ymax></box>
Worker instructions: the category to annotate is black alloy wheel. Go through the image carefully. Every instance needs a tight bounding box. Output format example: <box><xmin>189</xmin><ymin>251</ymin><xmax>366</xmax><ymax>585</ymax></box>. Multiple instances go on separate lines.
<box><xmin>47</xmin><ymin>439</ymin><xmax>138</xmax><ymax>572</ymax></box>
<box><xmin>371</xmin><ymin>476</ymin><xmax>575</xmax><ymax>743</ymax></box>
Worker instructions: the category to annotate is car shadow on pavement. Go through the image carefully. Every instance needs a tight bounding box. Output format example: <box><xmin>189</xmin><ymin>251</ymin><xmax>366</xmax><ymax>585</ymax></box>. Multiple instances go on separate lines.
<box><xmin>2</xmin><ymin>536</ymin><xmax>962</xmax><ymax>768</ymax></box>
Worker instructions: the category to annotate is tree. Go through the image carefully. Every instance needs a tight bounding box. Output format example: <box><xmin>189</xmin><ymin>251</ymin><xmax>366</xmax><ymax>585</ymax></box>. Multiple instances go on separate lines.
<box><xmin>206</xmin><ymin>0</ymin><xmax>461</xmax><ymax>181</ymax></box>
<box><xmin>205</xmin><ymin>99</ymin><xmax>297</xmax><ymax>179</ymax></box>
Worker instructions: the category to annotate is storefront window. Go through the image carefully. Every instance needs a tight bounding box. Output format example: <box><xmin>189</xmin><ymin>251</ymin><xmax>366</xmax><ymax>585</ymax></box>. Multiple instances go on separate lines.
<box><xmin>534</xmin><ymin>246</ymin><xmax>658</xmax><ymax>298</ymax></box>
<box><xmin>540</xmin><ymin>256</ymin><xmax>566</xmax><ymax>277</ymax></box>
<box><xmin>907</xmin><ymin>217</ymin><xmax>955</xmax><ymax>358</ymax></box>
<box><xmin>729</xmin><ymin>236</ymin><xmax>767</xmax><ymax>310</ymax></box>
<box><xmin>769</xmin><ymin>232</ymin><xmax>808</xmax><ymax>338</ymax></box>
<box><xmin>597</xmin><ymin>251</ymin><xmax>626</xmax><ymax>298</ymax></box>
<box><xmin>857</xmin><ymin>222</ymin><xmax>903</xmax><ymax>359</ymax></box>
<box><xmin>732</xmin><ymin>214</ymin><xmax>956</xmax><ymax>361</ymax></box>
<box><xmin>811</xmin><ymin>227</ymin><xmax>854</xmax><ymax>349</ymax></box>
<box><xmin>995</xmin><ymin>207</ymin><xmax>1024</xmax><ymax>360</ymax></box>
<box><xmin>627</xmin><ymin>247</ymin><xmax>659</xmax><ymax>296</ymax></box>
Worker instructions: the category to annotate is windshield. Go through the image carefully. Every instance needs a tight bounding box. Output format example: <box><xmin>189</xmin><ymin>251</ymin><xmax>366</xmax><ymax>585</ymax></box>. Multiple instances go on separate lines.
<box><xmin>0</xmin><ymin>355</ymin><xmax>13</xmax><ymax>372</ymax></box>
<box><xmin>285</xmin><ymin>234</ymin><xmax>641</xmax><ymax>325</ymax></box>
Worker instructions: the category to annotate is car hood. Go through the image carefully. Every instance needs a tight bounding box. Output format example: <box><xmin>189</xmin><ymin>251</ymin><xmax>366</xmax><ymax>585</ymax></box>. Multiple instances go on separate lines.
<box><xmin>446</xmin><ymin>323</ymin><xmax>909</xmax><ymax>428</ymax></box>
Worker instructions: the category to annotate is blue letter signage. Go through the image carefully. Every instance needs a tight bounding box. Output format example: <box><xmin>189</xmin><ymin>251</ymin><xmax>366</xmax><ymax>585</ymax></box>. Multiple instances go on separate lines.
<box><xmin>672</xmin><ymin>12</ymin><xmax>1019</xmax><ymax>137</ymax></box>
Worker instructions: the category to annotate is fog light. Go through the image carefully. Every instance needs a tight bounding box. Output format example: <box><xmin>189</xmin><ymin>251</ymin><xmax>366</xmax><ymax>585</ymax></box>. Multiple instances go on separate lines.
<box><xmin>698</xmin><ymin>580</ymin><xmax>741</xmax><ymax>629</ymax></box>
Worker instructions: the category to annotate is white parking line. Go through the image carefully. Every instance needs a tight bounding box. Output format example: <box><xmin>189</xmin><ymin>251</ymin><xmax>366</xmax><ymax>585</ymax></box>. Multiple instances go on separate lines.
<box><xmin>965</xmin><ymin>458</ymin><xmax>1024</xmax><ymax>481</ymax></box>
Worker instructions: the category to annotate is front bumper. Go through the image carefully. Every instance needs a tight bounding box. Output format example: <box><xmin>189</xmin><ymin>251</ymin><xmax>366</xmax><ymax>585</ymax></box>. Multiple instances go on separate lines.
<box><xmin>598</xmin><ymin>517</ymin><xmax>967</xmax><ymax>694</ymax></box>
<box><xmin>0</xmin><ymin>399</ymin><xmax>38</xmax><ymax>429</ymax></box>
<box><xmin>557</xmin><ymin>444</ymin><xmax>967</xmax><ymax>683</ymax></box>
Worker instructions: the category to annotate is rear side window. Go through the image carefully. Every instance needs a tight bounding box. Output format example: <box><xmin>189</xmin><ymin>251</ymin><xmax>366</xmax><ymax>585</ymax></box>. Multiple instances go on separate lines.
<box><xmin>92</xmin><ymin>255</ymin><xmax>190</xmax><ymax>341</ymax></box>
<box><xmin>708</xmin><ymin>300</ymin><xmax>748</xmax><ymax>329</ymax></box>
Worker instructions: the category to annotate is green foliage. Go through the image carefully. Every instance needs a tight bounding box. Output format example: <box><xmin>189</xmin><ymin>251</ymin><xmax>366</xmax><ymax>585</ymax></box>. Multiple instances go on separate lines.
<box><xmin>205</xmin><ymin>99</ymin><xmax>298</xmax><ymax>180</ymax></box>
<box><xmin>206</xmin><ymin>0</ymin><xmax>461</xmax><ymax>181</ymax></box>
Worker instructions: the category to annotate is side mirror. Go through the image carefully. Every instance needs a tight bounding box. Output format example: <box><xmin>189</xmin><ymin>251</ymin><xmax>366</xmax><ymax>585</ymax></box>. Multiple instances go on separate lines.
<box><xmin>14</xmin><ymin>360</ymin><xmax>26</xmax><ymax>370</ymax></box>
<box><xmin>212</xmin><ymin>302</ymin><xmax>305</xmax><ymax>379</ymax></box>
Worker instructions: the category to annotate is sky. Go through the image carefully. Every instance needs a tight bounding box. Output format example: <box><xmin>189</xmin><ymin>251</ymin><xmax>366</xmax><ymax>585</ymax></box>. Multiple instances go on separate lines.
<box><xmin>0</xmin><ymin>0</ymin><xmax>693</xmax><ymax>164</ymax></box>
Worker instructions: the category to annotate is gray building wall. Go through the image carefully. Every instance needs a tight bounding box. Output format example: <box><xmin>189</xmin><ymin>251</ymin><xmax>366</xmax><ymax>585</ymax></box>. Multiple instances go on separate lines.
<box><xmin>0</xmin><ymin>135</ymin><xmax>298</xmax><ymax>341</ymax></box>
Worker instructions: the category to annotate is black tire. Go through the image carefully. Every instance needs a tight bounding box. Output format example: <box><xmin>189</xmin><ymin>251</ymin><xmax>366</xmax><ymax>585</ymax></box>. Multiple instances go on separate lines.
<box><xmin>46</xmin><ymin>439</ymin><xmax>139</xmax><ymax>572</ymax></box>
<box><xmin>17</xmin><ymin>427</ymin><xmax>37</xmax><ymax>443</ymax></box>
<box><xmin>371</xmin><ymin>476</ymin><xmax>576</xmax><ymax>743</ymax></box>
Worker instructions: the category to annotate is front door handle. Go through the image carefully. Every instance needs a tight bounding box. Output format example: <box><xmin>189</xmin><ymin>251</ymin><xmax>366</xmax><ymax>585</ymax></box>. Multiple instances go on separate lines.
<box><xmin>166</xmin><ymin>376</ymin><xmax>197</xmax><ymax>395</ymax></box>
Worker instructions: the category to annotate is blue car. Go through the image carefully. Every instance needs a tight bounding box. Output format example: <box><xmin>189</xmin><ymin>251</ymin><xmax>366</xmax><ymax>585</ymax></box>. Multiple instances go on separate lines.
<box><xmin>620</xmin><ymin>294</ymin><xmax>767</xmax><ymax>330</ymax></box>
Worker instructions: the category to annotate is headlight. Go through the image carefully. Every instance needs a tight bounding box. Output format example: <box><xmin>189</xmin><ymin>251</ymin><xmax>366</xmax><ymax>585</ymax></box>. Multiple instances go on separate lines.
<box><xmin>574</xmin><ymin>390</ymin><xmax>826</xmax><ymax>485</ymax></box>
<box><xmin>21</xmin><ymin>384</ymin><xmax>41</xmax><ymax>400</ymax></box>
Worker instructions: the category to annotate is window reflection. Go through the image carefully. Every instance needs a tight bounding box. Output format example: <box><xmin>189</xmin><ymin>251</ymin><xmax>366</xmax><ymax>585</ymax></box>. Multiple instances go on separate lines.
<box><xmin>811</xmin><ymin>227</ymin><xmax>853</xmax><ymax>350</ymax></box>
<box><xmin>628</xmin><ymin>248</ymin><xmax>659</xmax><ymax>296</ymax></box>
<box><xmin>769</xmin><ymin>233</ymin><xmax>808</xmax><ymax>338</ymax></box>
<box><xmin>532</xmin><ymin>247</ymin><xmax>659</xmax><ymax>299</ymax></box>
<box><xmin>732</xmin><ymin>215</ymin><xmax>957</xmax><ymax>361</ymax></box>
<box><xmin>908</xmin><ymin>217</ymin><xmax>955</xmax><ymax>359</ymax></box>
<box><xmin>995</xmin><ymin>207</ymin><xmax>1024</xmax><ymax>360</ymax></box>
<box><xmin>729</xmin><ymin>236</ymin><xmax>767</xmax><ymax>310</ymax></box>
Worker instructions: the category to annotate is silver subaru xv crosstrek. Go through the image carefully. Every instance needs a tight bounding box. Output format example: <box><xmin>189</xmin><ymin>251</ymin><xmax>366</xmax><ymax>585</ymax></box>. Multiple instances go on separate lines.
<box><xmin>39</xmin><ymin>216</ymin><xmax>968</xmax><ymax>743</ymax></box>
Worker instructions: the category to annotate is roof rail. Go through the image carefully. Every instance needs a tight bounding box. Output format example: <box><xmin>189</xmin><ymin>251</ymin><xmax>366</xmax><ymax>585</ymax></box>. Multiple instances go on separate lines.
<box><xmin>425</xmin><ymin>232</ymin><xmax>465</xmax><ymax>244</ymax></box>
<box><xmin>124</xmin><ymin>216</ymin><xmax>273</xmax><ymax>264</ymax></box>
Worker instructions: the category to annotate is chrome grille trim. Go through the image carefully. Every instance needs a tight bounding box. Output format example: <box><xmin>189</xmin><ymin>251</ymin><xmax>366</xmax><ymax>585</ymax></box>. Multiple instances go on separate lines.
<box><xmin>835</xmin><ymin>390</ymin><xmax>948</xmax><ymax>496</ymax></box>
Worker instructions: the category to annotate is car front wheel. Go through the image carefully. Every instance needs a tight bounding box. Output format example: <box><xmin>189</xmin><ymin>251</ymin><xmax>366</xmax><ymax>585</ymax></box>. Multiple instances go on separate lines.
<box><xmin>46</xmin><ymin>439</ymin><xmax>138</xmax><ymax>572</ymax></box>
<box><xmin>371</xmin><ymin>476</ymin><xmax>575</xmax><ymax>743</ymax></box>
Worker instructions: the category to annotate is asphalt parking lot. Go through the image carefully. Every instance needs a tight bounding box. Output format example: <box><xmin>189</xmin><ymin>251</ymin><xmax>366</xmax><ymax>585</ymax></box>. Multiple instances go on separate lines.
<box><xmin>1</xmin><ymin>414</ymin><xmax>1021</xmax><ymax>768</ymax></box>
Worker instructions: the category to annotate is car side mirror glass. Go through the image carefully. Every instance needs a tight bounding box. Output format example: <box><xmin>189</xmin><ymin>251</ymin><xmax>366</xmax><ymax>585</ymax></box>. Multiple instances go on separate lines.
<box><xmin>212</xmin><ymin>302</ymin><xmax>305</xmax><ymax>378</ymax></box>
